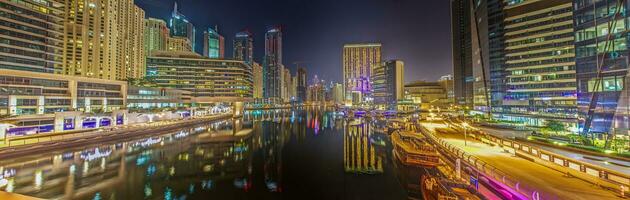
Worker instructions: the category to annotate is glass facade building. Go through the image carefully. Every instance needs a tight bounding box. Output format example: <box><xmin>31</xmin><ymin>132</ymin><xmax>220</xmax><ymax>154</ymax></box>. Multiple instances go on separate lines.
<box><xmin>372</xmin><ymin>60</ymin><xmax>404</xmax><ymax>109</ymax></box>
<box><xmin>203</xmin><ymin>26</ymin><xmax>224</xmax><ymax>59</ymax></box>
<box><xmin>169</xmin><ymin>2</ymin><xmax>195</xmax><ymax>52</ymax></box>
<box><xmin>263</xmin><ymin>26</ymin><xmax>283</xmax><ymax>99</ymax></box>
<box><xmin>574</xmin><ymin>0</ymin><xmax>630</xmax><ymax>135</ymax></box>
<box><xmin>233</xmin><ymin>30</ymin><xmax>254</xmax><ymax>65</ymax></box>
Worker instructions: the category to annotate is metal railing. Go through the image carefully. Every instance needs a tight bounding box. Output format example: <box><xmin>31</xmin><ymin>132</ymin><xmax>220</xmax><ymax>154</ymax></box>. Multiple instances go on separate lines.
<box><xmin>419</xmin><ymin>124</ymin><xmax>550</xmax><ymax>200</ymax></box>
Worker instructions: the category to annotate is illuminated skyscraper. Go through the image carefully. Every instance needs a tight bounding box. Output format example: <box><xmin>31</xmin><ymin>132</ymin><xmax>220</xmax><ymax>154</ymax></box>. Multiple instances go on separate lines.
<box><xmin>342</xmin><ymin>43</ymin><xmax>382</xmax><ymax>104</ymax></box>
<box><xmin>233</xmin><ymin>30</ymin><xmax>254</xmax><ymax>64</ymax></box>
<box><xmin>263</xmin><ymin>26</ymin><xmax>283</xmax><ymax>99</ymax></box>
<box><xmin>297</xmin><ymin>68</ymin><xmax>307</xmax><ymax>102</ymax></box>
<box><xmin>0</xmin><ymin>0</ymin><xmax>64</xmax><ymax>73</ymax></box>
<box><xmin>169</xmin><ymin>2</ymin><xmax>195</xmax><ymax>52</ymax></box>
<box><xmin>62</xmin><ymin>0</ymin><xmax>145</xmax><ymax>80</ymax></box>
<box><xmin>144</xmin><ymin>18</ymin><xmax>169</xmax><ymax>56</ymax></box>
<box><xmin>501</xmin><ymin>0</ymin><xmax>577</xmax><ymax>128</ymax></box>
<box><xmin>253</xmin><ymin>62</ymin><xmax>264</xmax><ymax>98</ymax></box>
<box><xmin>203</xmin><ymin>26</ymin><xmax>225</xmax><ymax>58</ymax></box>
<box><xmin>450</xmin><ymin>0</ymin><xmax>473</xmax><ymax>106</ymax></box>
<box><xmin>372</xmin><ymin>60</ymin><xmax>404</xmax><ymax>108</ymax></box>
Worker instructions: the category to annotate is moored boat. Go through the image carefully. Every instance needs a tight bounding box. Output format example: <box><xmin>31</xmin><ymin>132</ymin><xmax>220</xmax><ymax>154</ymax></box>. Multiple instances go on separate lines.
<box><xmin>392</xmin><ymin>131</ymin><xmax>440</xmax><ymax>167</ymax></box>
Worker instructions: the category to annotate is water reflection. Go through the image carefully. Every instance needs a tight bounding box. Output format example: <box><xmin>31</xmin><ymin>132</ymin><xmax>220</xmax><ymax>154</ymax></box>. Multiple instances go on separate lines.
<box><xmin>0</xmin><ymin>108</ymin><xmax>408</xmax><ymax>199</ymax></box>
<box><xmin>344</xmin><ymin>119</ymin><xmax>383</xmax><ymax>174</ymax></box>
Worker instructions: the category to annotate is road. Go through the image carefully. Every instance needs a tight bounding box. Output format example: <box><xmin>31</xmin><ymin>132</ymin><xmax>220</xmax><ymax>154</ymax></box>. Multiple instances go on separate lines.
<box><xmin>478</xmin><ymin>126</ymin><xmax>630</xmax><ymax>175</ymax></box>
<box><xmin>423</xmin><ymin>122</ymin><xmax>624</xmax><ymax>200</ymax></box>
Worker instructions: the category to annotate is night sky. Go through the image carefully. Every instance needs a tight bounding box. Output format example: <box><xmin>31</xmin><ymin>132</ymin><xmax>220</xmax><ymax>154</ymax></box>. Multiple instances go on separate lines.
<box><xmin>137</xmin><ymin>0</ymin><xmax>452</xmax><ymax>84</ymax></box>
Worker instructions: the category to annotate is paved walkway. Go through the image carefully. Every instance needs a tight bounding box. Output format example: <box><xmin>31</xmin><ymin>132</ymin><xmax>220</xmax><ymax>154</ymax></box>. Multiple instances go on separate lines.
<box><xmin>423</xmin><ymin>122</ymin><xmax>624</xmax><ymax>200</ymax></box>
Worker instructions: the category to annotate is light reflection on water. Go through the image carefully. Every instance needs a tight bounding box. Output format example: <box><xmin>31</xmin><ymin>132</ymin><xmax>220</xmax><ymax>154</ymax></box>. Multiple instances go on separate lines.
<box><xmin>0</xmin><ymin>108</ymin><xmax>413</xmax><ymax>200</ymax></box>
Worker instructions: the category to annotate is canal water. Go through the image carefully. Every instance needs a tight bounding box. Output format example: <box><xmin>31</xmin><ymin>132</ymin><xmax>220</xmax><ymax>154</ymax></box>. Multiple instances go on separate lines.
<box><xmin>0</xmin><ymin>109</ymin><xmax>424</xmax><ymax>199</ymax></box>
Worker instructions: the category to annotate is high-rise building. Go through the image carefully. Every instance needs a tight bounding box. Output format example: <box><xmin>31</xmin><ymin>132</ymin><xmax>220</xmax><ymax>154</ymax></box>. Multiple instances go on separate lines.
<box><xmin>297</xmin><ymin>68</ymin><xmax>307</xmax><ymax>102</ymax></box>
<box><xmin>263</xmin><ymin>26</ymin><xmax>283</xmax><ymax>99</ymax></box>
<box><xmin>342</xmin><ymin>43</ymin><xmax>382</xmax><ymax>104</ymax></box>
<box><xmin>252</xmin><ymin>62</ymin><xmax>264</xmax><ymax>98</ymax></box>
<box><xmin>203</xmin><ymin>26</ymin><xmax>225</xmax><ymax>58</ymax></box>
<box><xmin>233</xmin><ymin>30</ymin><xmax>254</xmax><ymax>64</ymax></box>
<box><xmin>450</xmin><ymin>0</ymin><xmax>474</xmax><ymax>107</ymax></box>
<box><xmin>0</xmin><ymin>0</ymin><xmax>64</xmax><ymax>73</ymax></box>
<box><xmin>62</xmin><ymin>0</ymin><xmax>146</xmax><ymax>80</ymax></box>
<box><xmin>282</xmin><ymin>68</ymin><xmax>292</xmax><ymax>101</ymax></box>
<box><xmin>167</xmin><ymin>37</ymin><xmax>192</xmax><ymax>52</ymax></box>
<box><xmin>291</xmin><ymin>76</ymin><xmax>298</xmax><ymax>101</ymax></box>
<box><xmin>501</xmin><ymin>0</ymin><xmax>577</xmax><ymax>128</ymax></box>
<box><xmin>332</xmin><ymin>83</ymin><xmax>344</xmax><ymax>104</ymax></box>
<box><xmin>145</xmin><ymin>18</ymin><xmax>169</xmax><ymax>56</ymax></box>
<box><xmin>169</xmin><ymin>2</ymin><xmax>195</xmax><ymax>52</ymax></box>
<box><xmin>573</xmin><ymin>0</ymin><xmax>629</xmax><ymax>135</ymax></box>
<box><xmin>372</xmin><ymin>60</ymin><xmax>404</xmax><ymax>108</ymax></box>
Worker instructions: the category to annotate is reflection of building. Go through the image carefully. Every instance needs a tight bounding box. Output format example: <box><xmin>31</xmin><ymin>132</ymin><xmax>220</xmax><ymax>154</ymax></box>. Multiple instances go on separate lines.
<box><xmin>574</xmin><ymin>1</ymin><xmax>629</xmax><ymax>135</ymax></box>
<box><xmin>343</xmin><ymin>43</ymin><xmax>382</xmax><ymax>104</ymax></box>
<box><xmin>263</xmin><ymin>26</ymin><xmax>283</xmax><ymax>99</ymax></box>
<box><xmin>61</xmin><ymin>0</ymin><xmax>146</xmax><ymax>80</ymax></box>
<box><xmin>0</xmin><ymin>0</ymin><xmax>64</xmax><ymax>73</ymax></box>
<box><xmin>233</xmin><ymin>30</ymin><xmax>254</xmax><ymax>65</ymax></box>
<box><xmin>146</xmin><ymin>51</ymin><xmax>253</xmax><ymax>103</ymax></box>
<box><xmin>252</xmin><ymin>62</ymin><xmax>264</xmax><ymax>98</ymax></box>
<box><xmin>344</xmin><ymin>122</ymin><xmax>383</xmax><ymax>173</ymax></box>
<box><xmin>405</xmin><ymin>81</ymin><xmax>451</xmax><ymax>110</ymax></box>
<box><xmin>144</xmin><ymin>18</ymin><xmax>170</xmax><ymax>56</ymax></box>
<box><xmin>203</xmin><ymin>26</ymin><xmax>225</xmax><ymax>59</ymax></box>
<box><xmin>372</xmin><ymin>60</ymin><xmax>404</xmax><ymax>109</ymax></box>
<box><xmin>501</xmin><ymin>0</ymin><xmax>577</xmax><ymax>128</ymax></box>
<box><xmin>169</xmin><ymin>2</ymin><xmax>195</xmax><ymax>51</ymax></box>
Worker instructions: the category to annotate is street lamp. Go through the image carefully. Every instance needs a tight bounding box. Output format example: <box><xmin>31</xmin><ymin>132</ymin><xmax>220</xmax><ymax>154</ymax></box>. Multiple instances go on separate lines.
<box><xmin>462</xmin><ymin>122</ymin><xmax>469</xmax><ymax>146</ymax></box>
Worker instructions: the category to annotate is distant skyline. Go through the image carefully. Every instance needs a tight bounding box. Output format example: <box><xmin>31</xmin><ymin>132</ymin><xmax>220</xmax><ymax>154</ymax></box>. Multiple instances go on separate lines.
<box><xmin>137</xmin><ymin>0</ymin><xmax>452</xmax><ymax>83</ymax></box>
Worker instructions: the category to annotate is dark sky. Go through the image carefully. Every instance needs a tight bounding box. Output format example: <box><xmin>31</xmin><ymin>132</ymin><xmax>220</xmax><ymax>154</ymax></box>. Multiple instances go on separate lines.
<box><xmin>136</xmin><ymin>0</ymin><xmax>452</xmax><ymax>83</ymax></box>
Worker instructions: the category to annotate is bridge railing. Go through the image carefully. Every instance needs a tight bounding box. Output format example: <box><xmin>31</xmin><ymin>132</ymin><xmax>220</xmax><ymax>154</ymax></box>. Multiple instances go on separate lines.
<box><xmin>482</xmin><ymin>132</ymin><xmax>630</xmax><ymax>190</ymax></box>
<box><xmin>419</xmin><ymin>124</ymin><xmax>554</xmax><ymax>200</ymax></box>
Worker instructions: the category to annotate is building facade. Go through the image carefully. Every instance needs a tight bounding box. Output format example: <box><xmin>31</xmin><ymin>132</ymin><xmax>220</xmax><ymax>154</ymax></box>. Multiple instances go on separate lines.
<box><xmin>252</xmin><ymin>62</ymin><xmax>264</xmax><ymax>98</ymax></box>
<box><xmin>372</xmin><ymin>60</ymin><xmax>404</xmax><ymax>108</ymax></box>
<box><xmin>574</xmin><ymin>0</ymin><xmax>630</xmax><ymax>135</ymax></box>
<box><xmin>61</xmin><ymin>0</ymin><xmax>146</xmax><ymax>80</ymax></box>
<box><xmin>0</xmin><ymin>0</ymin><xmax>64</xmax><ymax>73</ymax></box>
<box><xmin>342</xmin><ymin>43</ymin><xmax>382</xmax><ymax>104</ymax></box>
<box><xmin>203</xmin><ymin>26</ymin><xmax>225</xmax><ymax>59</ymax></box>
<box><xmin>501</xmin><ymin>0</ymin><xmax>577</xmax><ymax>128</ymax></box>
<box><xmin>233</xmin><ymin>30</ymin><xmax>254</xmax><ymax>64</ymax></box>
<box><xmin>263</xmin><ymin>26</ymin><xmax>283</xmax><ymax>99</ymax></box>
<box><xmin>167</xmin><ymin>36</ymin><xmax>192</xmax><ymax>52</ymax></box>
<box><xmin>405</xmin><ymin>81</ymin><xmax>451</xmax><ymax>110</ymax></box>
<box><xmin>297</xmin><ymin>68</ymin><xmax>307</xmax><ymax>102</ymax></box>
<box><xmin>451</xmin><ymin>0</ymin><xmax>474</xmax><ymax>107</ymax></box>
<box><xmin>0</xmin><ymin>69</ymin><xmax>127</xmax><ymax>116</ymax></box>
<box><xmin>146</xmin><ymin>51</ymin><xmax>253</xmax><ymax>103</ymax></box>
<box><xmin>127</xmin><ymin>86</ymin><xmax>192</xmax><ymax>110</ymax></box>
<box><xmin>145</xmin><ymin>18</ymin><xmax>169</xmax><ymax>56</ymax></box>
<box><xmin>169</xmin><ymin>2</ymin><xmax>195</xmax><ymax>51</ymax></box>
